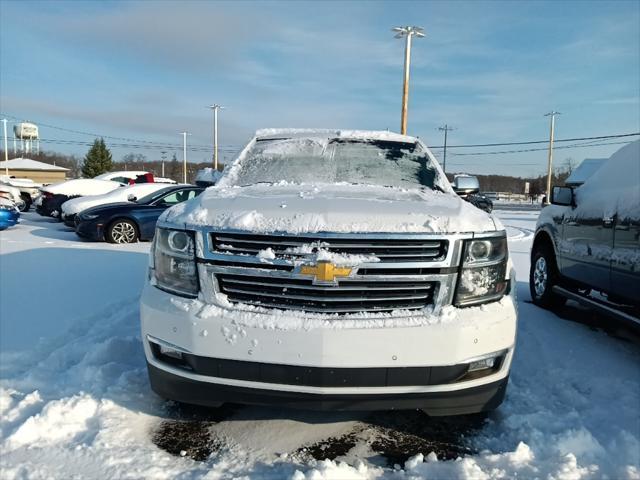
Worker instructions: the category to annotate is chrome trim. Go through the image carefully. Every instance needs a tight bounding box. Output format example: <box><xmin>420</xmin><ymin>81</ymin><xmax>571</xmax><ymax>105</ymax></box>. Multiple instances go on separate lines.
<box><xmin>146</xmin><ymin>334</ymin><xmax>192</xmax><ymax>354</ymax></box>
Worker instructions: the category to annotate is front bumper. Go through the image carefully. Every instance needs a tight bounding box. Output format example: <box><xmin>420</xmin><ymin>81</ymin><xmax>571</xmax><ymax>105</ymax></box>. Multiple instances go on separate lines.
<box><xmin>140</xmin><ymin>276</ymin><xmax>517</xmax><ymax>414</ymax></box>
<box><xmin>74</xmin><ymin>217</ymin><xmax>104</xmax><ymax>241</ymax></box>
<box><xmin>147</xmin><ymin>361</ymin><xmax>509</xmax><ymax>415</ymax></box>
<box><xmin>62</xmin><ymin>213</ymin><xmax>76</xmax><ymax>228</ymax></box>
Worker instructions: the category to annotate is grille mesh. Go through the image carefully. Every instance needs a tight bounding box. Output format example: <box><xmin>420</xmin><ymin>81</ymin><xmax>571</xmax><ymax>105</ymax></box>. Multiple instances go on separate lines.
<box><xmin>211</xmin><ymin>233</ymin><xmax>447</xmax><ymax>263</ymax></box>
<box><xmin>217</xmin><ymin>273</ymin><xmax>436</xmax><ymax>313</ymax></box>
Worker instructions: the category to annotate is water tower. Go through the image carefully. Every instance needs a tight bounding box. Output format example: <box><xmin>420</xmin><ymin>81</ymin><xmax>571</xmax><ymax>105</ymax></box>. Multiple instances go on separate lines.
<box><xmin>13</xmin><ymin>122</ymin><xmax>39</xmax><ymax>154</ymax></box>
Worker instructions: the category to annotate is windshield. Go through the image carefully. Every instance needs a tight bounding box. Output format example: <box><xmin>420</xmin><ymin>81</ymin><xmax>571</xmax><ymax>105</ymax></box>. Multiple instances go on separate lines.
<box><xmin>227</xmin><ymin>137</ymin><xmax>445</xmax><ymax>190</ymax></box>
<box><xmin>136</xmin><ymin>187</ymin><xmax>173</xmax><ymax>204</ymax></box>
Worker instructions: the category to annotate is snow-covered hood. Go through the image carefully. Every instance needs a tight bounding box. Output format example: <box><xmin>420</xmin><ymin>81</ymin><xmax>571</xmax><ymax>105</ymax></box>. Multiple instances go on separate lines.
<box><xmin>162</xmin><ymin>183</ymin><xmax>499</xmax><ymax>234</ymax></box>
<box><xmin>42</xmin><ymin>179</ymin><xmax>123</xmax><ymax>197</ymax></box>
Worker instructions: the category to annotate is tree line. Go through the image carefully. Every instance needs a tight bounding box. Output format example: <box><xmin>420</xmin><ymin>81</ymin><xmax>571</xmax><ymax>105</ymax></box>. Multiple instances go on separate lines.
<box><xmin>2</xmin><ymin>138</ymin><xmax>575</xmax><ymax>190</ymax></box>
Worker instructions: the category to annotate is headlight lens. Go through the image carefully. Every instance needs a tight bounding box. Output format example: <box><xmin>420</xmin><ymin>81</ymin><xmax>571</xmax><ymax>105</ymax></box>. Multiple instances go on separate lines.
<box><xmin>153</xmin><ymin>228</ymin><xmax>198</xmax><ymax>297</ymax></box>
<box><xmin>80</xmin><ymin>213</ymin><xmax>99</xmax><ymax>220</ymax></box>
<box><xmin>455</xmin><ymin>235</ymin><xmax>508</xmax><ymax>306</ymax></box>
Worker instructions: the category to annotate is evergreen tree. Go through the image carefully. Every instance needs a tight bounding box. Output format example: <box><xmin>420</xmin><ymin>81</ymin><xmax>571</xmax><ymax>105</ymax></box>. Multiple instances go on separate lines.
<box><xmin>82</xmin><ymin>138</ymin><xmax>113</xmax><ymax>178</ymax></box>
<box><xmin>169</xmin><ymin>153</ymin><xmax>180</xmax><ymax>181</ymax></box>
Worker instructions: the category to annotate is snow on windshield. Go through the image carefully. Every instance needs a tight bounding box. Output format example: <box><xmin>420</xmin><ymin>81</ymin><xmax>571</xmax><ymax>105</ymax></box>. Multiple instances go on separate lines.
<box><xmin>226</xmin><ymin>137</ymin><xmax>445</xmax><ymax>190</ymax></box>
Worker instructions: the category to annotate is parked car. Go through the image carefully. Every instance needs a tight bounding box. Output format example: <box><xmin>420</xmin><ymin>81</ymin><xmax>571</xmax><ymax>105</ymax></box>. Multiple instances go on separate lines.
<box><xmin>451</xmin><ymin>175</ymin><xmax>493</xmax><ymax>213</ymax></box>
<box><xmin>0</xmin><ymin>184</ymin><xmax>27</xmax><ymax>212</ymax></box>
<box><xmin>75</xmin><ymin>185</ymin><xmax>204</xmax><ymax>243</ymax></box>
<box><xmin>140</xmin><ymin>129</ymin><xmax>517</xmax><ymax>416</ymax></box>
<box><xmin>94</xmin><ymin>171</ymin><xmax>153</xmax><ymax>184</ymax></box>
<box><xmin>0</xmin><ymin>175</ymin><xmax>42</xmax><ymax>211</ymax></box>
<box><xmin>61</xmin><ymin>183</ymin><xmax>170</xmax><ymax>227</ymax></box>
<box><xmin>530</xmin><ymin>140</ymin><xmax>639</xmax><ymax>326</ymax></box>
<box><xmin>0</xmin><ymin>197</ymin><xmax>20</xmax><ymax>230</ymax></box>
<box><xmin>36</xmin><ymin>179</ymin><xmax>124</xmax><ymax>218</ymax></box>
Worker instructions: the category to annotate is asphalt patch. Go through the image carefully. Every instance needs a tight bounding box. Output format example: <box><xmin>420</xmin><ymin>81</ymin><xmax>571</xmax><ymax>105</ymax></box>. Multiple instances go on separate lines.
<box><xmin>151</xmin><ymin>402</ymin><xmax>239</xmax><ymax>461</ymax></box>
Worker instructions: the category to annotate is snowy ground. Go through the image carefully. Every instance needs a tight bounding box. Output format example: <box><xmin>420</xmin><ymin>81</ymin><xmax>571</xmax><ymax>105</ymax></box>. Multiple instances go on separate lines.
<box><xmin>0</xmin><ymin>210</ymin><xmax>638</xmax><ymax>479</ymax></box>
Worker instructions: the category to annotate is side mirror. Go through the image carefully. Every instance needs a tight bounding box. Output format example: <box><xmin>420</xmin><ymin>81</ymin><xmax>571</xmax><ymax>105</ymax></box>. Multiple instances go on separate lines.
<box><xmin>452</xmin><ymin>176</ymin><xmax>480</xmax><ymax>196</ymax></box>
<box><xmin>127</xmin><ymin>194</ymin><xmax>137</xmax><ymax>202</ymax></box>
<box><xmin>551</xmin><ymin>186</ymin><xmax>574</xmax><ymax>206</ymax></box>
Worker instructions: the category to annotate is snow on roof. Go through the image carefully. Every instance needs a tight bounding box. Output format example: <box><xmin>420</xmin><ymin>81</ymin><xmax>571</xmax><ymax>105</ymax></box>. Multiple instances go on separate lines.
<box><xmin>0</xmin><ymin>158</ymin><xmax>69</xmax><ymax>171</ymax></box>
<box><xmin>255</xmin><ymin>128</ymin><xmax>418</xmax><ymax>143</ymax></box>
<box><xmin>565</xmin><ymin>158</ymin><xmax>608</xmax><ymax>186</ymax></box>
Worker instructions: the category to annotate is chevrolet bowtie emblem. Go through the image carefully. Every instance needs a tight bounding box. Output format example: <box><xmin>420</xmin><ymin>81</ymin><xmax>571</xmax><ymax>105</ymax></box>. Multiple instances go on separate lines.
<box><xmin>300</xmin><ymin>261</ymin><xmax>352</xmax><ymax>284</ymax></box>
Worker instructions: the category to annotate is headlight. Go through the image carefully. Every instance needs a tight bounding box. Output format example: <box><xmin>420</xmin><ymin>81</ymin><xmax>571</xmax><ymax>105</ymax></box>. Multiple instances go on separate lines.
<box><xmin>153</xmin><ymin>228</ymin><xmax>198</xmax><ymax>297</ymax></box>
<box><xmin>80</xmin><ymin>213</ymin><xmax>100</xmax><ymax>220</ymax></box>
<box><xmin>454</xmin><ymin>235</ymin><xmax>508</xmax><ymax>306</ymax></box>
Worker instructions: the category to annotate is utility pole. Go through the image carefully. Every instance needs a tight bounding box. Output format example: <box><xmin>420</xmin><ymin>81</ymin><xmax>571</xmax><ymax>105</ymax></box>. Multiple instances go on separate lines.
<box><xmin>2</xmin><ymin>119</ymin><xmax>8</xmax><ymax>176</ymax></box>
<box><xmin>392</xmin><ymin>26</ymin><xmax>424</xmax><ymax>135</ymax></box>
<box><xmin>438</xmin><ymin>124</ymin><xmax>454</xmax><ymax>174</ymax></box>
<box><xmin>180</xmin><ymin>132</ymin><xmax>191</xmax><ymax>184</ymax></box>
<box><xmin>160</xmin><ymin>150</ymin><xmax>167</xmax><ymax>178</ymax></box>
<box><xmin>544</xmin><ymin>111</ymin><xmax>561</xmax><ymax>205</ymax></box>
<box><xmin>208</xmin><ymin>104</ymin><xmax>224</xmax><ymax>171</ymax></box>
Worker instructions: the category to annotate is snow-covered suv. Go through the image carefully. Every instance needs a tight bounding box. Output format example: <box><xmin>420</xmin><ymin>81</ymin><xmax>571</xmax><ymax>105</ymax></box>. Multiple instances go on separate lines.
<box><xmin>140</xmin><ymin>129</ymin><xmax>518</xmax><ymax>415</ymax></box>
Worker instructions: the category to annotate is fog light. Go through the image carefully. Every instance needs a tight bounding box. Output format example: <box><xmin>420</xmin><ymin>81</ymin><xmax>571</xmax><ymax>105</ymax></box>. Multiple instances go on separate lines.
<box><xmin>468</xmin><ymin>357</ymin><xmax>496</xmax><ymax>372</ymax></box>
<box><xmin>159</xmin><ymin>344</ymin><xmax>183</xmax><ymax>360</ymax></box>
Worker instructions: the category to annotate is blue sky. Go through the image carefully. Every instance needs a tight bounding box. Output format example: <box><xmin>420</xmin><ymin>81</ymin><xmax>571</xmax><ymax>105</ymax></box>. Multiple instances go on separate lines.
<box><xmin>1</xmin><ymin>0</ymin><xmax>638</xmax><ymax>177</ymax></box>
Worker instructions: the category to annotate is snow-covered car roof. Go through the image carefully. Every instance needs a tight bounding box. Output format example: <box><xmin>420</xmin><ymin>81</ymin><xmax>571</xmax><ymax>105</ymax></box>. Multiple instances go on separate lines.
<box><xmin>255</xmin><ymin>128</ymin><xmax>418</xmax><ymax>144</ymax></box>
<box><xmin>94</xmin><ymin>171</ymin><xmax>150</xmax><ymax>181</ymax></box>
<box><xmin>42</xmin><ymin>178</ymin><xmax>124</xmax><ymax>196</ymax></box>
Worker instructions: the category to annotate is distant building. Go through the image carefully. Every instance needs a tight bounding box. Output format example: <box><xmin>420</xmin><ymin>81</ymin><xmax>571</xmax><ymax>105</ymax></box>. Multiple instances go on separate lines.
<box><xmin>565</xmin><ymin>158</ymin><xmax>607</xmax><ymax>187</ymax></box>
<box><xmin>0</xmin><ymin>158</ymin><xmax>69</xmax><ymax>184</ymax></box>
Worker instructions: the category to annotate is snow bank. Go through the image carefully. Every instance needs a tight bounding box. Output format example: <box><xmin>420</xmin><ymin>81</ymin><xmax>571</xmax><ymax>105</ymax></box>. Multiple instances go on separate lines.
<box><xmin>42</xmin><ymin>179</ymin><xmax>123</xmax><ymax>196</ymax></box>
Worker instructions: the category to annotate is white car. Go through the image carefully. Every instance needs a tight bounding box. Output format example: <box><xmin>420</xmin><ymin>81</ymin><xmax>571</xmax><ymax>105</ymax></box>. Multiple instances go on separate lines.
<box><xmin>94</xmin><ymin>171</ymin><xmax>151</xmax><ymax>183</ymax></box>
<box><xmin>0</xmin><ymin>183</ymin><xmax>26</xmax><ymax>212</ymax></box>
<box><xmin>60</xmin><ymin>183</ymin><xmax>171</xmax><ymax>227</ymax></box>
<box><xmin>0</xmin><ymin>175</ymin><xmax>42</xmax><ymax>211</ymax></box>
<box><xmin>140</xmin><ymin>129</ymin><xmax>517</xmax><ymax>415</ymax></box>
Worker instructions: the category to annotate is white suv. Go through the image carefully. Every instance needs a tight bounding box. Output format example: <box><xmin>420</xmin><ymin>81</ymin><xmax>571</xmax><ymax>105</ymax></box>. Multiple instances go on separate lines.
<box><xmin>140</xmin><ymin>129</ymin><xmax>517</xmax><ymax>416</ymax></box>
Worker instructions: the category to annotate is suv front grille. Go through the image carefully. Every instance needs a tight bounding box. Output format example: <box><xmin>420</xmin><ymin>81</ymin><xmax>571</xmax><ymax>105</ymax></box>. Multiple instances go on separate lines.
<box><xmin>217</xmin><ymin>273</ymin><xmax>436</xmax><ymax>313</ymax></box>
<box><xmin>211</xmin><ymin>232</ymin><xmax>448</xmax><ymax>263</ymax></box>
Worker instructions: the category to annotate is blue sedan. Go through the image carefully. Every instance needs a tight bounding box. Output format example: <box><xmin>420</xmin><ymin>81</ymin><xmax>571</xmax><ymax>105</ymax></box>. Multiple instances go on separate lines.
<box><xmin>74</xmin><ymin>185</ymin><xmax>204</xmax><ymax>243</ymax></box>
<box><xmin>0</xmin><ymin>199</ymin><xmax>20</xmax><ymax>230</ymax></box>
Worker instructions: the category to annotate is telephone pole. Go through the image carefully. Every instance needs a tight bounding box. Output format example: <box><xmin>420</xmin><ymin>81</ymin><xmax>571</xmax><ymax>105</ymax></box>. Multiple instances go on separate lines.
<box><xmin>180</xmin><ymin>132</ymin><xmax>191</xmax><ymax>184</ymax></box>
<box><xmin>392</xmin><ymin>26</ymin><xmax>424</xmax><ymax>135</ymax></box>
<box><xmin>2</xmin><ymin>119</ymin><xmax>8</xmax><ymax>176</ymax></box>
<box><xmin>544</xmin><ymin>111</ymin><xmax>561</xmax><ymax>205</ymax></box>
<box><xmin>438</xmin><ymin>124</ymin><xmax>454</xmax><ymax>174</ymax></box>
<box><xmin>160</xmin><ymin>151</ymin><xmax>167</xmax><ymax>178</ymax></box>
<box><xmin>208</xmin><ymin>104</ymin><xmax>224</xmax><ymax>171</ymax></box>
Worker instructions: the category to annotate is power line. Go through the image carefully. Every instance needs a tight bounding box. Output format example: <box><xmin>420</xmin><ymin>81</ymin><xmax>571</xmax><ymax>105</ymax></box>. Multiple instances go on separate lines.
<box><xmin>0</xmin><ymin>113</ymin><xmax>242</xmax><ymax>151</ymax></box>
<box><xmin>448</xmin><ymin>139</ymin><xmax>633</xmax><ymax>157</ymax></box>
<box><xmin>436</xmin><ymin>132</ymin><xmax>639</xmax><ymax>149</ymax></box>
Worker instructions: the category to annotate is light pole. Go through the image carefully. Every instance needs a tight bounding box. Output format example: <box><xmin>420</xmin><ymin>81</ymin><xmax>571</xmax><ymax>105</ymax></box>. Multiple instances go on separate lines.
<box><xmin>208</xmin><ymin>104</ymin><xmax>224</xmax><ymax>171</ymax></box>
<box><xmin>544</xmin><ymin>111</ymin><xmax>561</xmax><ymax>205</ymax></box>
<box><xmin>438</xmin><ymin>124</ymin><xmax>454</xmax><ymax>174</ymax></box>
<box><xmin>2</xmin><ymin>119</ymin><xmax>8</xmax><ymax>176</ymax></box>
<box><xmin>160</xmin><ymin>150</ymin><xmax>167</xmax><ymax>178</ymax></box>
<box><xmin>392</xmin><ymin>26</ymin><xmax>424</xmax><ymax>135</ymax></box>
<box><xmin>180</xmin><ymin>131</ymin><xmax>191</xmax><ymax>184</ymax></box>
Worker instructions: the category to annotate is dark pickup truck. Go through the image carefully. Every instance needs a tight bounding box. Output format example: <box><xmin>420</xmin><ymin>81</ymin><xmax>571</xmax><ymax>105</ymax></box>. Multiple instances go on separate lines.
<box><xmin>529</xmin><ymin>140</ymin><xmax>640</xmax><ymax>327</ymax></box>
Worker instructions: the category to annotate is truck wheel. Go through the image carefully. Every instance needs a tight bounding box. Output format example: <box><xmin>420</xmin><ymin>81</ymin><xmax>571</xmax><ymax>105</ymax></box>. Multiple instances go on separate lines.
<box><xmin>530</xmin><ymin>244</ymin><xmax>566</xmax><ymax>309</ymax></box>
<box><xmin>106</xmin><ymin>219</ymin><xmax>139</xmax><ymax>244</ymax></box>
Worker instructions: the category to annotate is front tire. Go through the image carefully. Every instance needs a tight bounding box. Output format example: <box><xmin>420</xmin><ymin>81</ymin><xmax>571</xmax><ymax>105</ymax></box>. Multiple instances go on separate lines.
<box><xmin>530</xmin><ymin>243</ymin><xmax>566</xmax><ymax>309</ymax></box>
<box><xmin>106</xmin><ymin>219</ymin><xmax>139</xmax><ymax>244</ymax></box>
